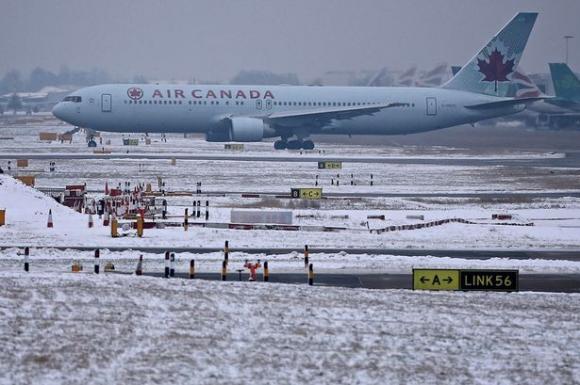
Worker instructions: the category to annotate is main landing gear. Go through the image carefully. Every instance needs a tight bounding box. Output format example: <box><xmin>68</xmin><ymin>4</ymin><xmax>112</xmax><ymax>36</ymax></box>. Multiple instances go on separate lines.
<box><xmin>273</xmin><ymin>139</ymin><xmax>315</xmax><ymax>150</ymax></box>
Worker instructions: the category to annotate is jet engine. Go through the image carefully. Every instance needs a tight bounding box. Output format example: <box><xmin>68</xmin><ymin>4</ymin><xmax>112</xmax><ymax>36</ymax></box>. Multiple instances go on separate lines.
<box><xmin>206</xmin><ymin>117</ymin><xmax>276</xmax><ymax>142</ymax></box>
<box><xmin>228</xmin><ymin>117</ymin><xmax>267</xmax><ymax>142</ymax></box>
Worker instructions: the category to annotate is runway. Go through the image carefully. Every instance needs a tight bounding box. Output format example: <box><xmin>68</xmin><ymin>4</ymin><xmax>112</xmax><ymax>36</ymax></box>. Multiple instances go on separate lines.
<box><xmin>1</xmin><ymin>151</ymin><xmax>580</xmax><ymax>167</ymax></box>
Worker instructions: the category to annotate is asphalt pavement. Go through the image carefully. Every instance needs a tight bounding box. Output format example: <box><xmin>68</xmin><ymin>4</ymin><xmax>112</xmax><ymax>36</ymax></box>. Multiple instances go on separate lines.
<box><xmin>112</xmin><ymin>270</ymin><xmax>580</xmax><ymax>293</ymax></box>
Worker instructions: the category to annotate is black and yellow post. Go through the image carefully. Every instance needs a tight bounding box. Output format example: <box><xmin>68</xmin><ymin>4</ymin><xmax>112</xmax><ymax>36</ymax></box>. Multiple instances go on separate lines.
<box><xmin>308</xmin><ymin>263</ymin><xmax>314</xmax><ymax>286</ymax></box>
<box><xmin>221</xmin><ymin>260</ymin><xmax>228</xmax><ymax>281</ymax></box>
<box><xmin>184</xmin><ymin>208</ymin><xmax>189</xmax><ymax>231</ymax></box>
<box><xmin>23</xmin><ymin>247</ymin><xmax>29</xmax><ymax>272</ymax></box>
<box><xmin>224</xmin><ymin>240</ymin><xmax>229</xmax><ymax>261</ymax></box>
<box><xmin>189</xmin><ymin>259</ymin><xmax>195</xmax><ymax>279</ymax></box>
<box><xmin>304</xmin><ymin>245</ymin><xmax>309</xmax><ymax>268</ymax></box>
<box><xmin>164</xmin><ymin>251</ymin><xmax>170</xmax><ymax>278</ymax></box>
<box><xmin>111</xmin><ymin>216</ymin><xmax>118</xmax><ymax>237</ymax></box>
<box><xmin>263</xmin><ymin>261</ymin><xmax>269</xmax><ymax>282</ymax></box>
<box><xmin>94</xmin><ymin>249</ymin><xmax>100</xmax><ymax>274</ymax></box>
<box><xmin>137</xmin><ymin>216</ymin><xmax>144</xmax><ymax>237</ymax></box>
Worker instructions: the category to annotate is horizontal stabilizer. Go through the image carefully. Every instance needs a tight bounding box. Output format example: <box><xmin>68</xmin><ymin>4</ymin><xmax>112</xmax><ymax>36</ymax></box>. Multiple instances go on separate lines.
<box><xmin>465</xmin><ymin>96</ymin><xmax>548</xmax><ymax>110</ymax></box>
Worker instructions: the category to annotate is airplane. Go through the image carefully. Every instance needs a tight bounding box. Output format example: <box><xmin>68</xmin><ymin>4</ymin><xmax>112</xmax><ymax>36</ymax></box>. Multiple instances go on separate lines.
<box><xmin>549</xmin><ymin>63</ymin><xmax>580</xmax><ymax>110</ymax></box>
<box><xmin>52</xmin><ymin>12</ymin><xmax>541</xmax><ymax>150</ymax></box>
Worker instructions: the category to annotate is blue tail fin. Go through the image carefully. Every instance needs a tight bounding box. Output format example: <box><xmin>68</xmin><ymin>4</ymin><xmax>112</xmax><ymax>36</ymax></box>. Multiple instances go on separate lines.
<box><xmin>549</xmin><ymin>63</ymin><xmax>580</xmax><ymax>102</ymax></box>
<box><xmin>442</xmin><ymin>12</ymin><xmax>538</xmax><ymax>96</ymax></box>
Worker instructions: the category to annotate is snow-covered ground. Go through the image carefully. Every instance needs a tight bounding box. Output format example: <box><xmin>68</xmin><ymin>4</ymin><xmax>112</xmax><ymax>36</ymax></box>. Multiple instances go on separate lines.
<box><xmin>2</xmin><ymin>173</ymin><xmax>580</xmax><ymax>251</ymax></box>
<box><xmin>0</xmin><ymin>271</ymin><xmax>578</xmax><ymax>385</ymax></box>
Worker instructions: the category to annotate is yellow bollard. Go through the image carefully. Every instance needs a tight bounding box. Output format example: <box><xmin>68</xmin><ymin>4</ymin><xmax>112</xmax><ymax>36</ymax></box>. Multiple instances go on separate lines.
<box><xmin>189</xmin><ymin>259</ymin><xmax>195</xmax><ymax>279</ymax></box>
<box><xmin>308</xmin><ymin>263</ymin><xmax>314</xmax><ymax>286</ymax></box>
<box><xmin>221</xmin><ymin>260</ymin><xmax>228</xmax><ymax>281</ymax></box>
<box><xmin>263</xmin><ymin>261</ymin><xmax>269</xmax><ymax>282</ymax></box>
<box><xmin>137</xmin><ymin>216</ymin><xmax>144</xmax><ymax>237</ymax></box>
<box><xmin>111</xmin><ymin>217</ymin><xmax>118</xmax><ymax>238</ymax></box>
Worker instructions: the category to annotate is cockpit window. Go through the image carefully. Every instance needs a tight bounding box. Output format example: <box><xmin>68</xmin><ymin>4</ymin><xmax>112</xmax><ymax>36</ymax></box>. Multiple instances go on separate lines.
<box><xmin>63</xmin><ymin>96</ymin><xmax>82</xmax><ymax>103</ymax></box>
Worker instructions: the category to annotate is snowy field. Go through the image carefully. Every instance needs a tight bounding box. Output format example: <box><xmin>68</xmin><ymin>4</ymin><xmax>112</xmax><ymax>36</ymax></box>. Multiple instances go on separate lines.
<box><xmin>0</xmin><ymin>271</ymin><xmax>578</xmax><ymax>385</ymax></box>
<box><xmin>2</xmin><ymin>174</ymin><xmax>580</xmax><ymax>251</ymax></box>
<box><xmin>2</xmin><ymin>115</ymin><xmax>580</xmax><ymax>385</ymax></box>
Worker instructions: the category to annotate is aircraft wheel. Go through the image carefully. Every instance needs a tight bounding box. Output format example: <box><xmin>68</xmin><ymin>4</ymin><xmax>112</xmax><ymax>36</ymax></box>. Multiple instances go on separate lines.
<box><xmin>287</xmin><ymin>140</ymin><xmax>303</xmax><ymax>150</ymax></box>
<box><xmin>302</xmin><ymin>140</ymin><xmax>315</xmax><ymax>150</ymax></box>
<box><xmin>274</xmin><ymin>140</ymin><xmax>287</xmax><ymax>150</ymax></box>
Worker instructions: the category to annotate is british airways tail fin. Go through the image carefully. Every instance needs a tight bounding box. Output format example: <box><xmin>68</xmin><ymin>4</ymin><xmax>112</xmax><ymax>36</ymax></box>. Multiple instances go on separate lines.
<box><xmin>442</xmin><ymin>12</ymin><xmax>538</xmax><ymax>96</ymax></box>
<box><xmin>549</xmin><ymin>63</ymin><xmax>580</xmax><ymax>102</ymax></box>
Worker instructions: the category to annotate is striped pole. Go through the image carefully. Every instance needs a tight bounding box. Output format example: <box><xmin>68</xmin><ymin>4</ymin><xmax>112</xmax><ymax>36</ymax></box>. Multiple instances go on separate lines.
<box><xmin>221</xmin><ymin>260</ymin><xmax>227</xmax><ymax>281</ymax></box>
<box><xmin>189</xmin><ymin>259</ymin><xmax>195</xmax><ymax>279</ymax></box>
<box><xmin>170</xmin><ymin>253</ymin><xmax>175</xmax><ymax>277</ymax></box>
<box><xmin>304</xmin><ymin>245</ymin><xmax>309</xmax><ymax>268</ymax></box>
<box><xmin>164</xmin><ymin>251</ymin><xmax>170</xmax><ymax>278</ymax></box>
<box><xmin>94</xmin><ymin>249</ymin><xmax>100</xmax><ymax>274</ymax></box>
<box><xmin>224</xmin><ymin>240</ymin><xmax>229</xmax><ymax>261</ymax></box>
<box><xmin>23</xmin><ymin>247</ymin><xmax>29</xmax><ymax>272</ymax></box>
<box><xmin>308</xmin><ymin>263</ymin><xmax>314</xmax><ymax>286</ymax></box>
<box><xmin>136</xmin><ymin>255</ymin><xmax>143</xmax><ymax>276</ymax></box>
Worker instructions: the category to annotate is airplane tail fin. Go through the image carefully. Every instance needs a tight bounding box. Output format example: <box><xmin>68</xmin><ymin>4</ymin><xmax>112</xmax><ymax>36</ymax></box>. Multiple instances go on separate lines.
<box><xmin>508</xmin><ymin>67</ymin><xmax>543</xmax><ymax>98</ymax></box>
<box><xmin>549</xmin><ymin>63</ymin><xmax>580</xmax><ymax>102</ymax></box>
<box><xmin>442</xmin><ymin>12</ymin><xmax>538</xmax><ymax>96</ymax></box>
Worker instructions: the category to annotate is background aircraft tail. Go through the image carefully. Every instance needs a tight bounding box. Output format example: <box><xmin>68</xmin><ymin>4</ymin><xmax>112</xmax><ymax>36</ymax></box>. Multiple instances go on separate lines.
<box><xmin>549</xmin><ymin>63</ymin><xmax>580</xmax><ymax>102</ymax></box>
<box><xmin>442</xmin><ymin>12</ymin><xmax>538</xmax><ymax>97</ymax></box>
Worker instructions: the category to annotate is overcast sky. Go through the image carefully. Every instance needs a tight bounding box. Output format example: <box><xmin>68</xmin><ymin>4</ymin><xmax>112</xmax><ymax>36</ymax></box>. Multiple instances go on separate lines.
<box><xmin>2</xmin><ymin>0</ymin><xmax>579</xmax><ymax>82</ymax></box>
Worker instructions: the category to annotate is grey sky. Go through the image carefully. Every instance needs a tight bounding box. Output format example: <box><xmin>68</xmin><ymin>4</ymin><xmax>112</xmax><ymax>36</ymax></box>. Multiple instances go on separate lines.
<box><xmin>2</xmin><ymin>0</ymin><xmax>579</xmax><ymax>82</ymax></box>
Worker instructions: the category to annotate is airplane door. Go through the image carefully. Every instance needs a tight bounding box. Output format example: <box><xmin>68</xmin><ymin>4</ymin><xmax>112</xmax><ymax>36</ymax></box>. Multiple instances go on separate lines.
<box><xmin>426</xmin><ymin>97</ymin><xmax>437</xmax><ymax>116</ymax></box>
<box><xmin>101</xmin><ymin>94</ymin><xmax>112</xmax><ymax>112</ymax></box>
<box><xmin>255</xmin><ymin>99</ymin><xmax>262</xmax><ymax>110</ymax></box>
<box><xmin>265</xmin><ymin>99</ymin><xmax>272</xmax><ymax>110</ymax></box>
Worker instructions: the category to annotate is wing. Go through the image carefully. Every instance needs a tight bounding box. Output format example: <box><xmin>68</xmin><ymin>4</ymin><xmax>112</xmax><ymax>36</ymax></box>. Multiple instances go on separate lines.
<box><xmin>261</xmin><ymin>102</ymin><xmax>407</xmax><ymax>128</ymax></box>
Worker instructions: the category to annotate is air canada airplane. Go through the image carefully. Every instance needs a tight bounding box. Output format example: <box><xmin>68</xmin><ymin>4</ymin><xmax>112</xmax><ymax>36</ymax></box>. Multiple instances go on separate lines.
<box><xmin>53</xmin><ymin>12</ymin><xmax>540</xmax><ymax>150</ymax></box>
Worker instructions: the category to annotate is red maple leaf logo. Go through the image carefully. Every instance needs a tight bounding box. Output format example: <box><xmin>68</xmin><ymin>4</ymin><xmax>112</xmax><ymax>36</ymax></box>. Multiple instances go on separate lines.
<box><xmin>127</xmin><ymin>87</ymin><xmax>143</xmax><ymax>100</ymax></box>
<box><xmin>477</xmin><ymin>48</ymin><xmax>515</xmax><ymax>93</ymax></box>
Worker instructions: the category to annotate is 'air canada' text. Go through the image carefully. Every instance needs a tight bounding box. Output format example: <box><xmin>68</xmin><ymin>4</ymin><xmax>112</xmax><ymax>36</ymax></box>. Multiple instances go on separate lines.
<box><xmin>150</xmin><ymin>89</ymin><xmax>275</xmax><ymax>100</ymax></box>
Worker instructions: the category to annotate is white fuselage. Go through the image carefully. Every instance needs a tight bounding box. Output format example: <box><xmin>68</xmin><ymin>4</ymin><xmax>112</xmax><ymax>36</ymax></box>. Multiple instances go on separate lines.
<box><xmin>52</xmin><ymin>84</ymin><xmax>526</xmax><ymax>139</ymax></box>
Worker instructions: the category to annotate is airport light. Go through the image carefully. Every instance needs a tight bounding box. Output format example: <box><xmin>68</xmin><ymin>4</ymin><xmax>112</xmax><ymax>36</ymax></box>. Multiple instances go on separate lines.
<box><xmin>564</xmin><ymin>35</ymin><xmax>574</xmax><ymax>64</ymax></box>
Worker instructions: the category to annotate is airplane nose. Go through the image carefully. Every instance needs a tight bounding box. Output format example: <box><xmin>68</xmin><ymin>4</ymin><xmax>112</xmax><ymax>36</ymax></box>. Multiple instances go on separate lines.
<box><xmin>52</xmin><ymin>103</ymin><xmax>66</xmax><ymax>120</ymax></box>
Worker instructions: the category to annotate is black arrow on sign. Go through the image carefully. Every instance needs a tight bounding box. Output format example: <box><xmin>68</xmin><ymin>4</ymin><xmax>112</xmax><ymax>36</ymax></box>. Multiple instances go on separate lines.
<box><xmin>443</xmin><ymin>277</ymin><xmax>453</xmax><ymax>284</ymax></box>
<box><xmin>420</xmin><ymin>276</ymin><xmax>429</xmax><ymax>284</ymax></box>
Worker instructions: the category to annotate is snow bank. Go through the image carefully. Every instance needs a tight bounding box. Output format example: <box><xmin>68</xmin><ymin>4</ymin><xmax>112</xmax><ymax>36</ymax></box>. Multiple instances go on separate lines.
<box><xmin>0</xmin><ymin>272</ymin><xmax>578</xmax><ymax>385</ymax></box>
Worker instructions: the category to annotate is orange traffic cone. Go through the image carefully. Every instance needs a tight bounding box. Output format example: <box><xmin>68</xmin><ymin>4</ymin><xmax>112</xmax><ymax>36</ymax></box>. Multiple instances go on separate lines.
<box><xmin>47</xmin><ymin>209</ymin><xmax>54</xmax><ymax>228</ymax></box>
<box><xmin>88</xmin><ymin>213</ymin><xmax>94</xmax><ymax>228</ymax></box>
